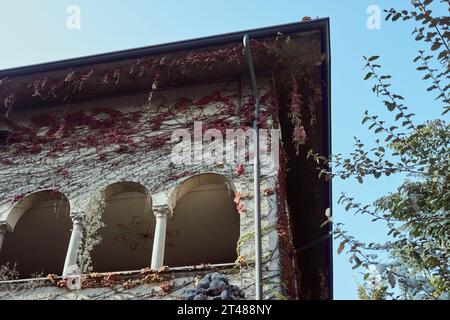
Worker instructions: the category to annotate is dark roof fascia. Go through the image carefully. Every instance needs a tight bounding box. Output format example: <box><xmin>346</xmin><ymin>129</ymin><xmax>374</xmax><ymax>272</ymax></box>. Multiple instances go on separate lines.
<box><xmin>321</xmin><ymin>17</ymin><xmax>333</xmax><ymax>299</ymax></box>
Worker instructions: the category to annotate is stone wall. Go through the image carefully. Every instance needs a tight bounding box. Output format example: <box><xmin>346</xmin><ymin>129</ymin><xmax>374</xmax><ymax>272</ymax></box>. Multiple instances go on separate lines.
<box><xmin>0</xmin><ymin>76</ymin><xmax>288</xmax><ymax>299</ymax></box>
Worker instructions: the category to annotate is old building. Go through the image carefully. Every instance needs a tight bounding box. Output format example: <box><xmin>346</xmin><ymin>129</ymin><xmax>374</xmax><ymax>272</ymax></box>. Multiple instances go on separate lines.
<box><xmin>0</xmin><ymin>19</ymin><xmax>332</xmax><ymax>300</ymax></box>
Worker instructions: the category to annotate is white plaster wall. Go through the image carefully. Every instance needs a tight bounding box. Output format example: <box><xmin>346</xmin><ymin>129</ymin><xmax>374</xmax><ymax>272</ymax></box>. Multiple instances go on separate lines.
<box><xmin>0</xmin><ymin>76</ymin><xmax>284</xmax><ymax>299</ymax></box>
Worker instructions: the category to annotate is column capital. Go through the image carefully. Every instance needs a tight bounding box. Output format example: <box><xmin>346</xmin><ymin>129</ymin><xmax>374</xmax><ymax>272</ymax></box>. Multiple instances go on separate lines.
<box><xmin>153</xmin><ymin>206</ymin><xmax>169</xmax><ymax>219</ymax></box>
<box><xmin>70</xmin><ymin>212</ymin><xmax>84</xmax><ymax>225</ymax></box>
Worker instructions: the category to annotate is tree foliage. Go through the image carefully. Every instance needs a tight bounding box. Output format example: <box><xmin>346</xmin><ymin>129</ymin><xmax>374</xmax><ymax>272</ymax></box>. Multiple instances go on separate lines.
<box><xmin>309</xmin><ymin>0</ymin><xmax>449</xmax><ymax>299</ymax></box>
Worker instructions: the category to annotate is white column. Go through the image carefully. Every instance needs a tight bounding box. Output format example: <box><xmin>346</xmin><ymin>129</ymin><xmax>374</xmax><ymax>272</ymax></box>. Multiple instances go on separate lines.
<box><xmin>150</xmin><ymin>207</ymin><xmax>168</xmax><ymax>270</ymax></box>
<box><xmin>0</xmin><ymin>224</ymin><xmax>8</xmax><ymax>255</ymax></box>
<box><xmin>63</xmin><ymin>214</ymin><xmax>84</xmax><ymax>276</ymax></box>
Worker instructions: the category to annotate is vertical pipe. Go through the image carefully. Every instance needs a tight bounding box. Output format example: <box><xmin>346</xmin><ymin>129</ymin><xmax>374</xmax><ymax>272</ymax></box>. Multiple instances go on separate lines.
<box><xmin>243</xmin><ymin>34</ymin><xmax>263</xmax><ymax>300</ymax></box>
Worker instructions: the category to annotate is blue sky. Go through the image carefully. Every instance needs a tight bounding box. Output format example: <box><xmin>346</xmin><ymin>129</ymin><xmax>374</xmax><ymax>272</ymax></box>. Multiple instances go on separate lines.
<box><xmin>0</xmin><ymin>1</ymin><xmax>444</xmax><ymax>299</ymax></box>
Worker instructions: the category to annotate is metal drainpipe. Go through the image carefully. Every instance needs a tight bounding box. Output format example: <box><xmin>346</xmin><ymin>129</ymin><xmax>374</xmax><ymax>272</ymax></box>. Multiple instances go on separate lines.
<box><xmin>243</xmin><ymin>34</ymin><xmax>263</xmax><ymax>300</ymax></box>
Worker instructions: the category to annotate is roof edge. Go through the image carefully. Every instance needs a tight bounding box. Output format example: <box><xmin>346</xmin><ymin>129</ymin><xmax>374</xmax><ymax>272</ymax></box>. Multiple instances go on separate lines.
<box><xmin>0</xmin><ymin>18</ymin><xmax>329</xmax><ymax>78</ymax></box>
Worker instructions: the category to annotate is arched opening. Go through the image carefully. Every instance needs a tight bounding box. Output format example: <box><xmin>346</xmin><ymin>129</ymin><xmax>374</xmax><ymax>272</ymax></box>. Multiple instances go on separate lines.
<box><xmin>165</xmin><ymin>173</ymin><xmax>239</xmax><ymax>267</ymax></box>
<box><xmin>0</xmin><ymin>191</ymin><xmax>71</xmax><ymax>278</ymax></box>
<box><xmin>91</xmin><ymin>182</ymin><xmax>154</xmax><ymax>272</ymax></box>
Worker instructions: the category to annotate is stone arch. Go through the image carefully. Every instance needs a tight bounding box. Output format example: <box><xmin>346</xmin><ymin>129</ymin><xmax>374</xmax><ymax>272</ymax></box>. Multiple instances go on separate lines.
<box><xmin>168</xmin><ymin>172</ymin><xmax>236</xmax><ymax>214</ymax></box>
<box><xmin>0</xmin><ymin>190</ymin><xmax>71</xmax><ymax>278</ymax></box>
<box><xmin>165</xmin><ymin>173</ymin><xmax>240</xmax><ymax>267</ymax></box>
<box><xmin>90</xmin><ymin>181</ymin><xmax>155</xmax><ymax>272</ymax></box>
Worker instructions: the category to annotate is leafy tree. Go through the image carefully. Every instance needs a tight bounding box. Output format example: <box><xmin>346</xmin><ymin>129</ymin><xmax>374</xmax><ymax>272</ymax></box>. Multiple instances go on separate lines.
<box><xmin>358</xmin><ymin>284</ymin><xmax>388</xmax><ymax>301</ymax></box>
<box><xmin>309</xmin><ymin>0</ymin><xmax>449</xmax><ymax>300</ymax></box>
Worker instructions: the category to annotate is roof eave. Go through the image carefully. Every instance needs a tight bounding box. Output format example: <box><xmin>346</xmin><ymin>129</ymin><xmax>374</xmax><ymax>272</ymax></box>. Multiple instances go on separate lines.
<box><xmin>0</xmin><ymin>18</ymin><xmax>329</xmax><ymax>78</ymax></box>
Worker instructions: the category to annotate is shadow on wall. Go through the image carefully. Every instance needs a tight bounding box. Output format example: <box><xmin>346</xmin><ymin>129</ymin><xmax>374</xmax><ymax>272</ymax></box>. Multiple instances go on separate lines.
<box><xmin>165</xmin><ymin>173</ymin><xmax>240</xmax><ymax>267</ymax></box>
<box><xmin>91</xmin><ymin>181</ymin><xmax>155</xmax><ymax>273</ymax></box>
<box><xmin>0</xmin><ymin>174</ymin><xmax>241</xmax><ymax>278</ymax></box>
<box><xmin>0</xmin><ymin>191</ymin><xmax>71</xmax><ymax>278</ymax></box>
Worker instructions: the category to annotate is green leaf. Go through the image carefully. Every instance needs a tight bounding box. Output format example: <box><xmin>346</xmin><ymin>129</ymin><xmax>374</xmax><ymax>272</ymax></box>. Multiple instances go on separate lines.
<box><xmin>431</xmin><ymin>42</ymin><xmax>441</xmax><ymax>51</ymax></box>
<box><xmin>364</xmin><ymin>72</ymin><xmax>374</xmax><ymax>80</ymax></box>
<box><xmin>442</xmin><ymin>107</ymin><xmax>450</xmax><ymax>115</ymax></box>
<box><xmin>392</xmin><ymin>13</ymin><xmax>402</xmax><ymax>21</ymax></box>
<box><xmin>353</xmin><ymin>256</ymin><xmax>362</xmax><ymax>269</ymax></box>
<box><xmin>438</xmin><ymin>50</ymin><xmax>448</xmax><ymax>60</ymax></box>
<box><xmin>368</xmin><ymin>56</ymin><xmax>380</xmax><ymax>62</ymax></box>
<box><xmin>388</xmin><ymin>273</ymin><xmax>396</xmax><ymax>288</ymax></box>
<box><xmin>337</xmin><ymin>241</ymin><xmax>346</xmax><ymax>254</ymax></box>
<box><xmin>384</xmin><ymin>101</ymin><xmax>396</xmax><ymax>111</ymax></box>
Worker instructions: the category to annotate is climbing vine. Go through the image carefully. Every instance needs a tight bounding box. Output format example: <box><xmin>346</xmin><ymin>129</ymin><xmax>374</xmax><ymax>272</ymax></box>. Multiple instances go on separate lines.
<box><xmin>0</xmin><ymin>29</ymin><xmax>326</xmax><ymax>300</ymax></box>
<box><xmin>78</xmin><ymin>189</ymin><xmax>106</xmax><ymax>274</ymax></box>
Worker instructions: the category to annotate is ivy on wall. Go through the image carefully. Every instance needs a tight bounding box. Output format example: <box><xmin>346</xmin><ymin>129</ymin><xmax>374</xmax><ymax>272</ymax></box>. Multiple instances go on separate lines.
<box><xmin>0</xmin><ymin>31</ymin><xmax>326</xmax><ymax>300</ymax></box>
